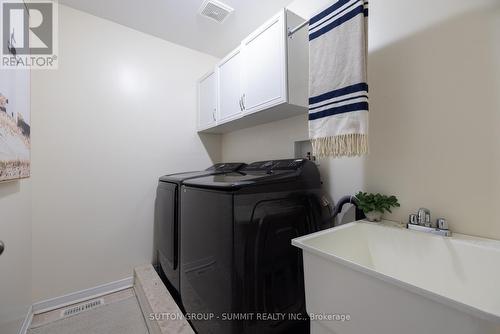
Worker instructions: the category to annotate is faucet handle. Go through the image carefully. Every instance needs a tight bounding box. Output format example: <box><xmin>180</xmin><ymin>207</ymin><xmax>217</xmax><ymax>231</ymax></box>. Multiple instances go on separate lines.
<box><xmin>437</xmin><ymin>218</ymin><xmax>449</xmax><ymax>230</ymax></box>
<box><xmin>417</xmin><ymin>208</ymin><xmax>431</xmax><ymax>226</ymax></box>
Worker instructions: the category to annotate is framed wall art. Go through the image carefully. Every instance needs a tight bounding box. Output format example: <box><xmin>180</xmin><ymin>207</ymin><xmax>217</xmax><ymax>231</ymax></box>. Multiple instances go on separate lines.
<box><xmin>0</xmin><ymin>69</ymin><xmax>30</xmax><ymax>182</ymax></box>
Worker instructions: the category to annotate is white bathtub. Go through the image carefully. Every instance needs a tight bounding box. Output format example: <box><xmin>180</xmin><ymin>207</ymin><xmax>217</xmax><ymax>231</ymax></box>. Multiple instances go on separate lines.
<box><xmin>292</xmin><ymin>221</ymin><xmax>500</xmax><ymax>334</ymax></box>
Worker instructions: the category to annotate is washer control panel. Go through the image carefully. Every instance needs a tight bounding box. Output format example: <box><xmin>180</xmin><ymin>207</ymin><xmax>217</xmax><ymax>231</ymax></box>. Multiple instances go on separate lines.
<box><xmin>242</xmin><ymin>159</ymin><xmax>306</xmax><ymax>172</ymax></box>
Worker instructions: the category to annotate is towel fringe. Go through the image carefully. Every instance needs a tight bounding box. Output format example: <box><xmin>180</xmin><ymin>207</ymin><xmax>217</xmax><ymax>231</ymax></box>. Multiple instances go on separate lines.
<box><xmin>311</xmin><ymin>134</ymin><xmax>368</xmax><ymax>158</ymax></box>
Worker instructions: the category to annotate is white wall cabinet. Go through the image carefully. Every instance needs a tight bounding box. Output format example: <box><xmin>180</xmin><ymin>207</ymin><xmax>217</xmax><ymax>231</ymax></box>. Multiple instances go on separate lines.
<box><xmin>197</xmin><ymin>9</ymin><xmax>308</xmax><ymax>133</ymax></box>
<box><xmin>241</xmin><ymin>11</ymin><xmax>287</xmax><ymax>115</ymax></box>
<box><xmin>197</xmin><ymin>71</ymin><xmax>217</xmax><ymax>130</ymax></box>
<box><xmin>217</xmin><ymin>47</ymin><xmax>243</xmax><ymax>124</ymax></box>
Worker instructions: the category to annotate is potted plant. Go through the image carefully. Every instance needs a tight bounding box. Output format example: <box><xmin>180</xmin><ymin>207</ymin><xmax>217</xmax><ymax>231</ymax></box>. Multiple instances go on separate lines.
<box><xmin>354</xmin><ymin>192</ymin><xmax>400</xmax><ymax>222</ymax></box>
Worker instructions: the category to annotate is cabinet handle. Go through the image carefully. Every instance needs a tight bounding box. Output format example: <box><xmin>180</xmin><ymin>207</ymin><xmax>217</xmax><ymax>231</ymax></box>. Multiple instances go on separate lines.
<box><xmin>212</xmin><ymin>110</ymin><xmax>216</xmax><ymax>122</ymax></box>
<box><xmin>239</xmin><ymin>97</ymin><xmax>243</xmax><ymax>111</ymax></box>
<box><xmin>242</xmin><ymin>94</ymin><xmax>246</xmax><ymax>110</ymax></box>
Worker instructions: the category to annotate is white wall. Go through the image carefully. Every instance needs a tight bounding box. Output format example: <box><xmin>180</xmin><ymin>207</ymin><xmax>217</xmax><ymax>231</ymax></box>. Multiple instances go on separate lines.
<box><xmin>0</xmin><ymin>62</ymin><xmax>32</xmax><ymax>333</ymax></box>
<box><xmin>0</xmin><ymin>180</ymin><xmax>32</xmax><ymax>334</ymax></box>
<box><xmin>30</xmin><ymin>5</ymin><xmax>220</xmax><ymax>302</ymax></box>
<box><xmin>221</xmin><ymin>115</ymin><xmax>307</xmax><ymax>162</ymax></box>
<box><xmin>222</xmin><ymin>0</ymin><xmax>500</xmax><ymax>239</ymax></box>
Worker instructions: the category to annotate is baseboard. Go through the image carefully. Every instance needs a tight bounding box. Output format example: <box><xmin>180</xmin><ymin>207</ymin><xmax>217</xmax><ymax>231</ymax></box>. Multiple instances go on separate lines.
<box><xmin>18</xmin><ymin>305</ymin><xmax>33</xmax><ymax>334</ymax></box>
<box><xmin>31</xmin><ymin>276</ymin><xmax>134</xmax><ymax>316</ymax></box>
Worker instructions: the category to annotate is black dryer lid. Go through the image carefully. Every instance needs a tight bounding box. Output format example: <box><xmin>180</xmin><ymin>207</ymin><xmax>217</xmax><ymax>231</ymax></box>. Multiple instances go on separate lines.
<box><xmin>159</xmin><ymin>162</ymin><xmax>246</xmax><ymax>183</ymax></box>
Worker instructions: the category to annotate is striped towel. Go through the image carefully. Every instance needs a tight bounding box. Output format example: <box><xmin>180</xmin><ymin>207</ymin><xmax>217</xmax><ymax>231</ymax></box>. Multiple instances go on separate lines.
<box><xmin>308</xmin><ymin>0</ymin><xmax>369</xmax><ymax>158</ymax></box>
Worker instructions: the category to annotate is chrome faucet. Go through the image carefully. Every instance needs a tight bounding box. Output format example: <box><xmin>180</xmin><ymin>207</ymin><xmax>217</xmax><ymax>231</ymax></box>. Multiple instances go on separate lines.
<box><xmin>408</xmin><ymin>208</ymin><xmax>451</xmax><ymax>237</ymax></box>
<box><xmin>417</xmin><ymin>208</ymin><xmax>431</xmax><ymax>227</ymax></box>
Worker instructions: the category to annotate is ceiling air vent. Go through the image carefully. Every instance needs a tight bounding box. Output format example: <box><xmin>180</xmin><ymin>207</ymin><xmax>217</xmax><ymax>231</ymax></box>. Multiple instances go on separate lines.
<box><xmin>199</xmin><ymin>0</ymin><xmax>234</xmax><ymax>23</ymax></box>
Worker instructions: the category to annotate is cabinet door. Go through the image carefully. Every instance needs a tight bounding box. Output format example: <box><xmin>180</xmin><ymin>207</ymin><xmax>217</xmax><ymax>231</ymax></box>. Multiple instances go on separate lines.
<box><xmin>217</xmin><ymin>48</ymin><xmax>243</xmax><ymax>124</ymax></box>
<box><xmin>198</xmin><ymin>71</ymin><xmax>217</xmax><ymax>130</ymax></box>
<box><xmin>242</xmin><ymin>10</ymin><xmax>287</xmax><ymax>115</ymax></box>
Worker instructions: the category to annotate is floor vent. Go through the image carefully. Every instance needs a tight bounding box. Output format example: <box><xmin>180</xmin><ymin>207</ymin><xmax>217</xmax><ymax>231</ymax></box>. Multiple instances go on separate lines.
<box><xmin>199</xmin><ymin>0</ymin><xmax>234</xmax><ymax>23</ymax></box>
<box><xmin>61</xmin><ymin>298</ymin><xmax>104</xmax><ymax>318</ymax></box>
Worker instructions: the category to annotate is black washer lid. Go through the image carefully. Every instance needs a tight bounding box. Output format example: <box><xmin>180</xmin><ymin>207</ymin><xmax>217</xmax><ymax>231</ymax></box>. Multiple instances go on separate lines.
<box><xmin>241</xmin><ymin>159</ymin><xmax>307</xmax><ymax>172</ymax></box>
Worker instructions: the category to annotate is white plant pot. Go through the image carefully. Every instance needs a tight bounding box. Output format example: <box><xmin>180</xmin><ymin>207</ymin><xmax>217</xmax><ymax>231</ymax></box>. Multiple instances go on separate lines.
<box><xmin>365</xmin><ymin>211</ymin><xmax>383</xmax><ymax>222</ymax></box>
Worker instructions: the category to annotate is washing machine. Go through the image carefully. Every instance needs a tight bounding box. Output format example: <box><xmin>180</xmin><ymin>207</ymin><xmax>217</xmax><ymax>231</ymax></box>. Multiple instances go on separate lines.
<box><xmin>155</xmin><ymin>163</ymin><xmax>246</xmax><ymax>302</ymax></box>
<box><xmin>180</xmin><ymin>159</ymin><xmax>330</xmax><ymax>334</ymax></box>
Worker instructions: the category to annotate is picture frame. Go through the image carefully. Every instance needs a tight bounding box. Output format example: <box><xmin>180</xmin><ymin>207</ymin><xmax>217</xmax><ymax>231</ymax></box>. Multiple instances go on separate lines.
<box><xmin>0</xmin><ymin>68</ymin><xmax>31</xmax><ymax>182</ymax></box>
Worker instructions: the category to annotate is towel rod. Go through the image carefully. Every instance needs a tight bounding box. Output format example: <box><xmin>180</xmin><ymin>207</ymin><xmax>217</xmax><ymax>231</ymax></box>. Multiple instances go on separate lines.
<box><xmin>288</xmin><ymin>20</ymin><xmax>309</xmax><ymax>37</ymax></box>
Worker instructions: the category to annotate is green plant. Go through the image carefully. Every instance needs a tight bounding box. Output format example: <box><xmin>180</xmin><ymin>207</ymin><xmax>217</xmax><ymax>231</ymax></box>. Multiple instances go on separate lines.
<box><xmin>355</xmin><ymin>192</ymin><xmax>400</xmax><ymax>214</ymax></box>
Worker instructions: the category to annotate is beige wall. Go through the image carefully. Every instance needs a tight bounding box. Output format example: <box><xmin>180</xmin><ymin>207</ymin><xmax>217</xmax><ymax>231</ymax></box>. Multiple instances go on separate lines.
<box><xmin>222</xmin><ymin>0</ymin><xmax>500</xmax><ymax>239</ymax></box>
<box><xmin>30</xmin><ymin>5</ymin><xmax>220</xmax><ymax>302</ymax></box>
<box><xmin>366</xmin><ymin>0</ymin><xmax>500</xmax><ymax>239</ymax></box>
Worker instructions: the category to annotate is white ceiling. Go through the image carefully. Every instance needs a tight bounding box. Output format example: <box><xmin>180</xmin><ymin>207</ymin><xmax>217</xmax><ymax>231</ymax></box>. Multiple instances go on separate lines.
<box><xmin>59</xmin><ymin>0</ymin><xmax>296</xmax><ymax>57</ymax></box>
